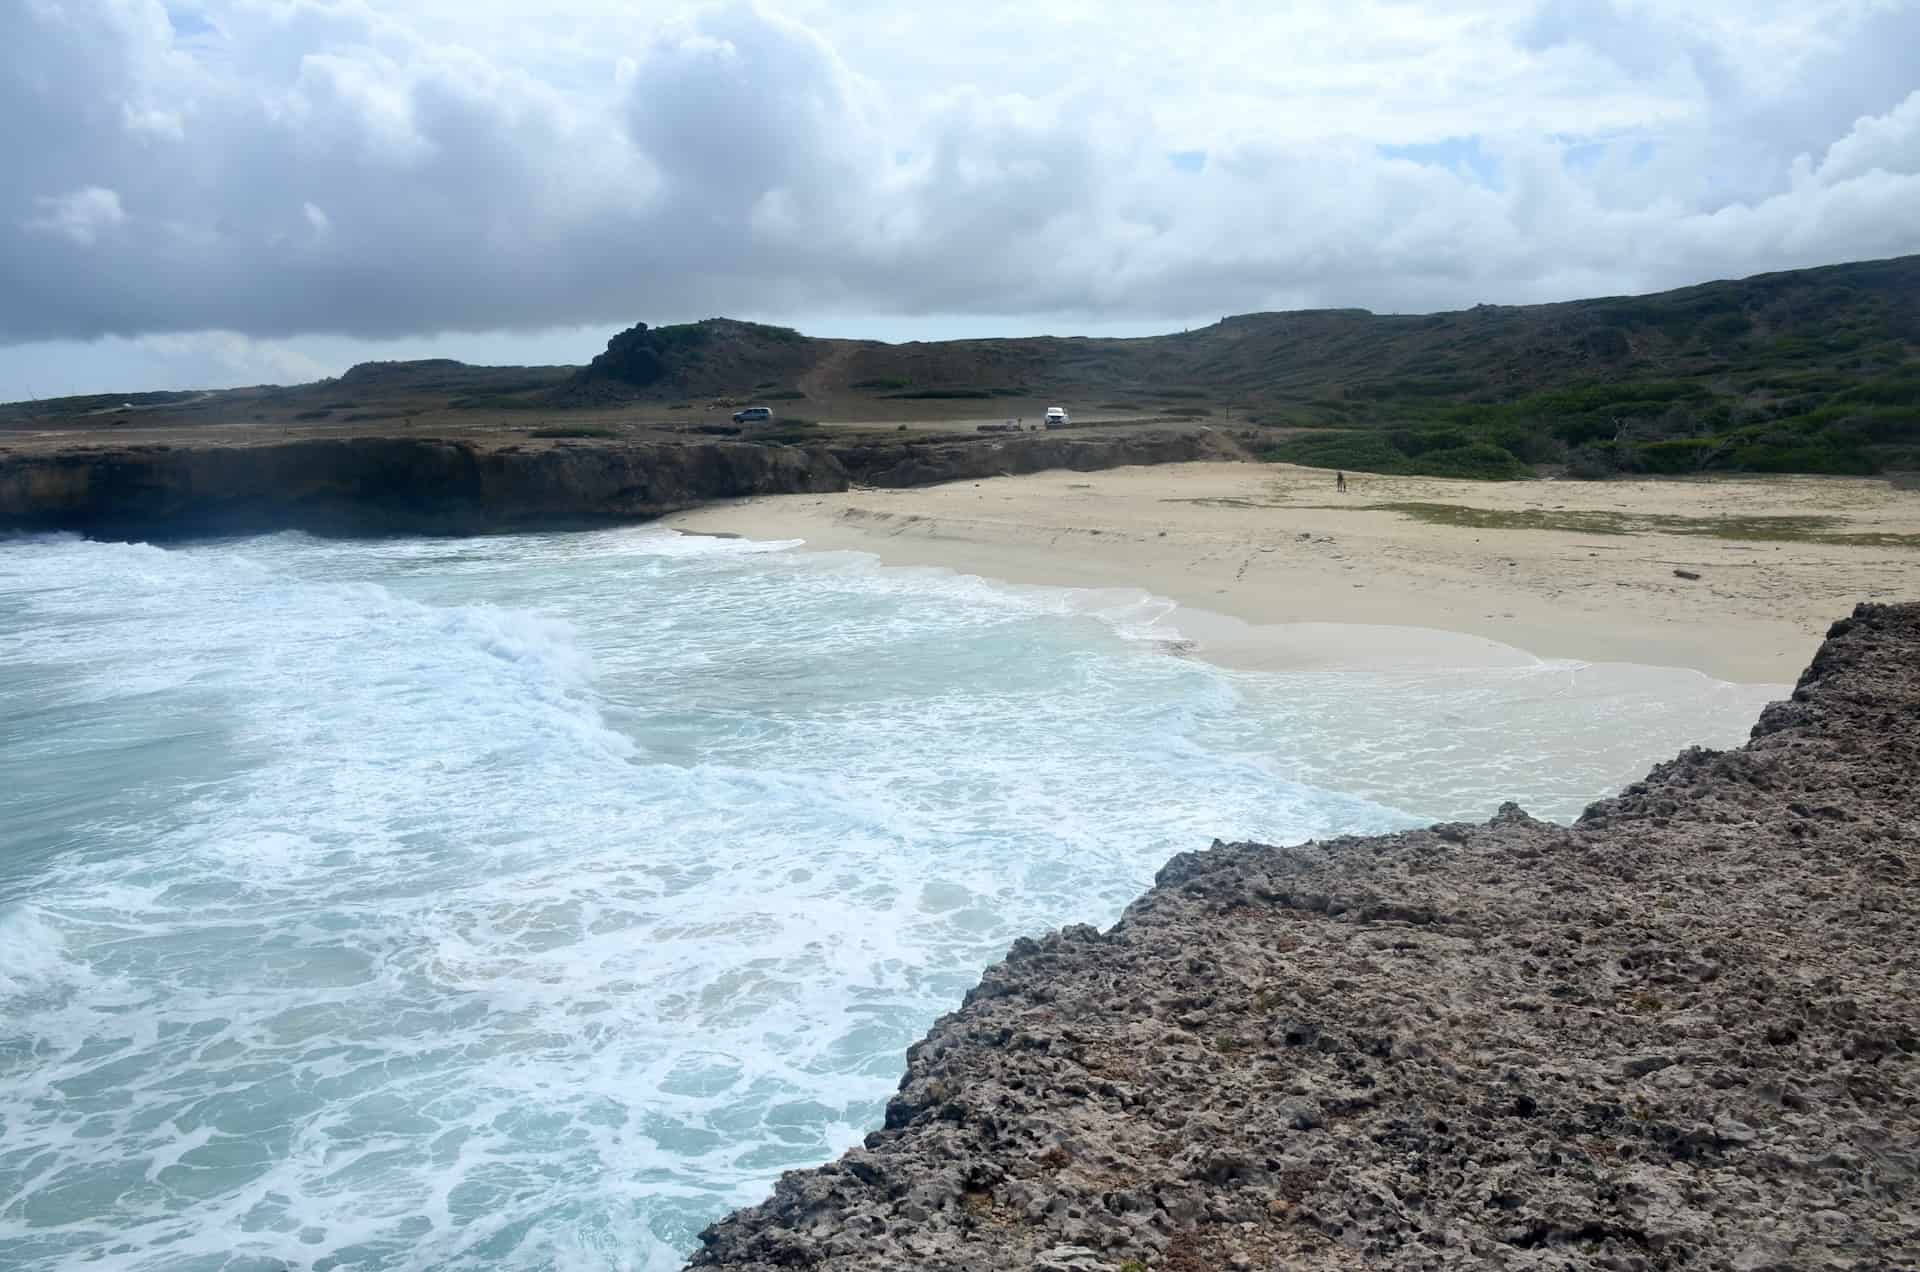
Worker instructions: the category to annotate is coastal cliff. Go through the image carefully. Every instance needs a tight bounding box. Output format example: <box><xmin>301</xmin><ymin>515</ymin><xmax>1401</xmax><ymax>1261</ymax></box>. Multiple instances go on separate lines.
<box><xmin>0</xmin><ymin>438</ymin><xmax>846</xmax><ymax>538</ymax></box>
<box><xmin>0</xmin><ymin>427</ymin><xmax>1240</xmax><ymax>538</ymax></box>
<box><xmin>690</xmin><ymin>603</ymin><xmax>1920</xmax><ymax>1271</ymax></box>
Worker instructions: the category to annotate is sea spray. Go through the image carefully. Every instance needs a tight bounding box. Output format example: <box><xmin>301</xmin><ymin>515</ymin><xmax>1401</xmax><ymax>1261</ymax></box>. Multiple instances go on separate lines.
<box><xmin>0</xmin><ymin>527</ymin><xmax>1779</xmax><ymax>1270</ymax></box>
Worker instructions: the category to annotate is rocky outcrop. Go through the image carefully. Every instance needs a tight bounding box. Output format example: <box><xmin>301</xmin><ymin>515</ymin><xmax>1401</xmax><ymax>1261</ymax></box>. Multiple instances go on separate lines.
<box><xmin>0</xmin><ymin>427</ymin><xmax>1245</xmax><ymax>539</ymax></box>
<box><xmin>690</xmin><ymin>603</ymin><xmax>1920</xmax><ymax>1271</ymax></box>
<box><xmin>0</xmin><ymin>437</ymin><xmax>847</xmax><ymax>538</ymax></box>
<box><xmin>834</xmin><ymin>427</ymin><xmax>1247</xmax><ymax>487</ymax></box>
<box><xmin>566</xmin><ymin>318</ymin><xmax>818</xmax><ymax>400</ymax></box>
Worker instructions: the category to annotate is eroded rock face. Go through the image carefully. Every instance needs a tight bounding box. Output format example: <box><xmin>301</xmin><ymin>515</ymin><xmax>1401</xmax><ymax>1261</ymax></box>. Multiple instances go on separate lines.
<box><xmin>0</xmin><ymin>438</ymin><xmax>848</xmax><ymax>538</ymax></box>
<box><xmin>690</xmin><ymin>603</ymin><xmax>1920</xmax><ymax>1271</ymax></box>
<box><xmin>0</xmin><ymin>428</ymin><xmax>1244</xmax><ymax>539</ymax></box>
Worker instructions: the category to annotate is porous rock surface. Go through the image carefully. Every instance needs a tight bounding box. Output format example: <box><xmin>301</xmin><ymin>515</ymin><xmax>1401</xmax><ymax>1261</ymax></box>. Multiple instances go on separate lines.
<box><xmin>690</xmin><ymin>603</ymin><xmax>1920</xmax><ymax>1271</ymax></box>
<box><xmin>0</xmin><ymin>428</ymin><xmax>1240</xmax><ymax>539</ymax></box>
<box><xmin>0</xmin><ymin>437</ymin><xmax>846</xmax><ymax>537</ymax></box>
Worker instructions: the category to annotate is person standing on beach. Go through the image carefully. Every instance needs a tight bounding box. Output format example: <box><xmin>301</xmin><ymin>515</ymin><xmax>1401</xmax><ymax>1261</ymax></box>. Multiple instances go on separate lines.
<box><xmin>1336</xmin><ymin>471</ymin><xmax>1347</xmax><ymax>493</ymax></box>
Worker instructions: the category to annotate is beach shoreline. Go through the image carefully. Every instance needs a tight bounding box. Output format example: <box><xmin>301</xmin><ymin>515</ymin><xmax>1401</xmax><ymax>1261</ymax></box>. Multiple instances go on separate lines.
<box><xmin>663</xmin><ymin>461</ymin><xmax>1920</xmax><ymax>684</ymax></box>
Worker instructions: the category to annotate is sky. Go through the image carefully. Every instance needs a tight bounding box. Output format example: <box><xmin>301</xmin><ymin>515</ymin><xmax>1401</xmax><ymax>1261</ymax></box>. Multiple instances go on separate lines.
<box><xmin>3</xmin><ymin>0</ymin><xmax>1919</xmax><ymax>398</ymax></box>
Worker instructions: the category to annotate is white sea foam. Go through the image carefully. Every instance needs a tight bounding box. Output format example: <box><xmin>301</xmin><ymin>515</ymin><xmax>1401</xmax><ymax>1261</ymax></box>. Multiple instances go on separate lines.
<box><xmin>0</xmin><ymin>526</ymin><xmax>1781</xmax><ymax>1270</ymax></box>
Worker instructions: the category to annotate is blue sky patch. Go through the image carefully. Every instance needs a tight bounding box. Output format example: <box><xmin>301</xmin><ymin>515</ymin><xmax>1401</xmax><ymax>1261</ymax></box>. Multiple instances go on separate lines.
<box><xmin>1377</xmin><ymin>136</ymin><xmax>1501</xmax><ymax>189</ymax></box>
<box><xmin>166</xmin><ymin>6</ymin><xmax>218</xmax><ymax>39</ymax></box>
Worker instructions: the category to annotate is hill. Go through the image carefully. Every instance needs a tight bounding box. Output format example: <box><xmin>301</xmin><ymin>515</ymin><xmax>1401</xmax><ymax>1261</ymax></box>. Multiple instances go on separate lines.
<box><xmin>554</xmin><ymin>255</ymin><xmax>1920</xmax><ymax>479</ymax></box>
<box><xmin>5</xmin><ymin>254</ymin><xmax>1916</xmax><ymax>480</ymax></box>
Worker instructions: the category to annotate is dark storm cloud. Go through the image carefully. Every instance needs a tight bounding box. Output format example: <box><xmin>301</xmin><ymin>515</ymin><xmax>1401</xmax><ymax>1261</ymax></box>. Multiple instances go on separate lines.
<box><xmin>1</xmin><ymin>0</ymin><xmax>1917</xmax><ymax>347</ymax></box>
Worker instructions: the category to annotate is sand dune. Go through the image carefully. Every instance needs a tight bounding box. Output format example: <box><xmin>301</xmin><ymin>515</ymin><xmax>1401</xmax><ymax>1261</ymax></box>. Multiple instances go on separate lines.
<box><xmin>665</xmin><ymin>463</ymin><xmax>1920</xmax><ymax>683</ymax></box>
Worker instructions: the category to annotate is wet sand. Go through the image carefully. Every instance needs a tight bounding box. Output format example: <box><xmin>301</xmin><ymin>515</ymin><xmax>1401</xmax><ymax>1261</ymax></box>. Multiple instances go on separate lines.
<box><xmin>665</xmin><ymin>463</ymin><xmax>1920</xmax><ymax>683</ymax></box>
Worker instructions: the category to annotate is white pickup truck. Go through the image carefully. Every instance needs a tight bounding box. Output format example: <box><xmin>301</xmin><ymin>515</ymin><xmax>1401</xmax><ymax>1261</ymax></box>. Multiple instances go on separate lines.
<box><xmin>1043</xmin><ymin>406</ymin><xmax>1070</xmax><ymax>429</ymax></box>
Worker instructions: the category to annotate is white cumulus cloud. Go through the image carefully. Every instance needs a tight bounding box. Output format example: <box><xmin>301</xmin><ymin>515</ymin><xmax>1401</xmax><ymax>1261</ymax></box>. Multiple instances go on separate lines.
<box><xmin>0</xmin><ymin>0</ymin><xmax>1916</xmax><ymax>353</ymax></box>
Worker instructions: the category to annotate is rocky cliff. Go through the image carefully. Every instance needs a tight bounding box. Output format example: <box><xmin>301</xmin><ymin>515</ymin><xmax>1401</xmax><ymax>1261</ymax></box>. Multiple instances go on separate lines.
<box><xmin>690</xmin><ymin>603</ymin><xmax>1920</xmax><ymax>1271</ymax></box>
<box><xmin>0</xmin><ymin>438</ymin><xmax>848</xmax><ymax>538</ymax></box>
<box><xmin>0</xmin><ymin>428</ymin><xmax>1241</xmax><ymax>539</ymax></box>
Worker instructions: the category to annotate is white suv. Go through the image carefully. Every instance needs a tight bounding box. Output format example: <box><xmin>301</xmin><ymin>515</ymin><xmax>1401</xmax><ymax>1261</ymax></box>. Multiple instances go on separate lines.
<box><xmin>1043</xmin><ymin>406</ymin><xmax>1070</xmax><ymax>428</ymax></box>
<box><xmin>732</xmin><ymin>406</ymin><xmax>773</xmax><ymax>424</ymax></box>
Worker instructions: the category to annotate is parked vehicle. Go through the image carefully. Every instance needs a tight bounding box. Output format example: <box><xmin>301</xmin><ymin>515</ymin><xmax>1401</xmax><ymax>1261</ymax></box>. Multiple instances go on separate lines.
<box><xmin>732</xmin><ymin>406</ymin><xmax>773</xmax><ymax>424</ymax></box>
<box><xmin>1043</xmin><ymin>406</ymin><xmax>1070</xmax><ymax>428</ymax></box>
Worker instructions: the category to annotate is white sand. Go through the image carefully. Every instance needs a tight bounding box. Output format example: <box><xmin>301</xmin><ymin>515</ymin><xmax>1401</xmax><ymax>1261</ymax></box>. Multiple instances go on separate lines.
<box><xmin>665</xmin><ymin>463</ymin><xmax>1920</xmax><ymax>683</ymax></box>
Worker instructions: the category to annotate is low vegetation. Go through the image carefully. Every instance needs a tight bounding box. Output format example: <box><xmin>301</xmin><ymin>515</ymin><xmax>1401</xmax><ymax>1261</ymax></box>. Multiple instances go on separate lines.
<box><xmin>528</xmin><ymin>425</ymin><xmax>620</xmax><ymax>439</ymax></box>
<box><xmin>744</xmin><ymin>421</ymin><xmax>822</xmax><ymax>445</ymax></box>
<box><xmin>1301</xmin><ymin>501</ymin><xmax>1920</xmax><ymax>548</ymax></box>
<box><xmin>881</xmin><ymin>388</ymin><xmax>997</xmax><ymax>400</ymax></box>
<box><xmin>1248</xmin><ymin>259</ymin><xmax>1920</xmax><ymax>479</ymax></box>
<box><xmin>1263</xmin><ymin>432</ymin><xmax>1533</xmax><ymax>480</ymax></box>
<box><xmin>7</xmin><ymin>255</ymin><xmax>1913</xmax><ymax>486</ymax></box>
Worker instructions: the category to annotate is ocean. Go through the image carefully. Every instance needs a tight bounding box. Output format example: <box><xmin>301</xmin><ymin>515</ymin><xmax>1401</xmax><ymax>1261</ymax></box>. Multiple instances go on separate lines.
<box><xmin>0</xmin><ymin>528</ymin><xmax>1780</xmax><ymax>1270</ymax></box>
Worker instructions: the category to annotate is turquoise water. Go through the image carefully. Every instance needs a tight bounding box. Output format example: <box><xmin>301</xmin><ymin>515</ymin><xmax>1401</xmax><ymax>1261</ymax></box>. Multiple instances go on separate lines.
<box><xmin>0</xmin><ymin>529</ymin><xmax>1778</xmax><ymax>1270</ymax></box>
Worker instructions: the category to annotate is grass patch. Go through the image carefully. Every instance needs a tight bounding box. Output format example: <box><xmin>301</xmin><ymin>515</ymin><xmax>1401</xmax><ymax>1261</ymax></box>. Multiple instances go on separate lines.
<box><xmin>1362</xmin><ymin>502</ymin><xmax>1919</xmax><ymax>546</ymax></box>
<box><xmin>852</xmin><ymin>376</ymin><xmax>911</xmax><ymax>391</ymax></box>
<box><xmin>746</xmin><ymin>422</ymin><xmax>822</xmax><ymax>445</ymax></box>
<box><xmin>759</xmin><ymin>389</ymin><xmax>807</xmax><ymax>400</ymax></box>
<box><xmin>449</xmin><ymin>395</ymin><xmax>544</xmax><ymax>411</ymax></box>
<box><xmin>882</xmin><ymin>388</ymin><xmax>996</xmax><ymax>400</ymax></box>
<box><xmin>529</xmin><ymin>426</ymin><xmax>619</xmax><ymax>439</ymax></box>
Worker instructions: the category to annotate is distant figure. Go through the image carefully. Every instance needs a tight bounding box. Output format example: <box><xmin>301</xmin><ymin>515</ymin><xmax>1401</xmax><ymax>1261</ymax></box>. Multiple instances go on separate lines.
<box><xmin>1336</xmin><ymin>471</ymin><xmax>1347</xmax><ymax>493</ymax></box>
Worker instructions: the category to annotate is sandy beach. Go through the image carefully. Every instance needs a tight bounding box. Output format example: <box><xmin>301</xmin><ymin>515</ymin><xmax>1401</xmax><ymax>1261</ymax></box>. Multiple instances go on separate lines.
<box><xmin>665</xmin><ymin>462</ymin><xmax>1920</xmax><ymax>683</ymax></box>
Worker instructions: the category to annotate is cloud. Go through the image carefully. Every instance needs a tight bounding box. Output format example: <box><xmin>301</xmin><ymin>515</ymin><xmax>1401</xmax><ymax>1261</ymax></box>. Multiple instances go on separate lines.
<box><xmin>27</xmin><ymin>187</ymin><xmax>128</xmax><ymax>245</ymax></box>
<box><xmin>0</xmin><ymin>0</ymin><xmax>1916</xmax><ymax>351</ymax></box>
<box><xmin>1808</xmin><ymin>89</ymin><xmax>1920</xmax><ymax>187</ymax></box>
<box><xmin>135</xmin><ymin>329</ymin><xmax>329</xmax><ymax>382</ymax></box>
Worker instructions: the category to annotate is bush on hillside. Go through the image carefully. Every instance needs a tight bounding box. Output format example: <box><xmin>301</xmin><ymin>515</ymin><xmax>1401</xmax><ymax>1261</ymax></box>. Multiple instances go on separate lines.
<box><xmin>1266</xmin><ymin>432</ymin><xmax>1531</xmax><ymax>480</ymax></box>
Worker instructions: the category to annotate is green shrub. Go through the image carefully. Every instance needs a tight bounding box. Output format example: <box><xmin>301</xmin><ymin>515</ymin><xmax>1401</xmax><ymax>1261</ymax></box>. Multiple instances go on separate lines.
<box><xmin>1265</xmin><ymin>432</ymin><xmax>1530</xmax><ymax>480</ymax></box>
<box><xmin>1267</xmin><ymin>432</ymin><xmax>1406</xmax><ymax>471</ymax></box>
<box><xmin>1413</xmin><ymin>443</ymin><xmax>1532</xmax><ymax>480</ymax></box>
<box><xmin>1701</xmin><ymin>312</ymin><xmax>1754</xmax><ymax>342</ymax></box>
<box><xmin>1835</xmin><ymin>374</ymin><xmax>1920</xmax><ymax>407</ymax></box>
<box><xmin>1564</xmin><ymin>452</ymin><xmax>1609</xmax><ymax>480</ymax></box>
<box><xmin>1388</xmin><ymin>428</ymin><xmax>1470</xmax><ymax>456</ymax></box>
<box><xmin>1635</xmin><ymin>438</ymin><xmax>1723</xmax><ymax>473</ymax></box>
<box><xmin>881</xmin><ymin>388</ymin><xmax>995</xmax><ymax>399</ymax></box>
<box><xmin>1730</xmin><ymin>443</ymin><xmax>1876</xmax><ymax>474</ymax></box>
